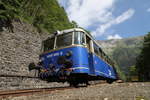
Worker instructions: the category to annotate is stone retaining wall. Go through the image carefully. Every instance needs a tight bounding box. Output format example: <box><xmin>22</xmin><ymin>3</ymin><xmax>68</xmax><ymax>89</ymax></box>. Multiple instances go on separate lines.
<box><xmin>0</xmin><ymin>21</ymin><xmax>66</xmax><ymax>90</ymax></box>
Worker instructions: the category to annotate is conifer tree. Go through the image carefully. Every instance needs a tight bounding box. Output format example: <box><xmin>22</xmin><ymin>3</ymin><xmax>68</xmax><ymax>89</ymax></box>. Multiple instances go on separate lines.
<box><xmin>136</xmin><ymin>32</ymin><xmax>150</xmax><ymax>81</ymax></box>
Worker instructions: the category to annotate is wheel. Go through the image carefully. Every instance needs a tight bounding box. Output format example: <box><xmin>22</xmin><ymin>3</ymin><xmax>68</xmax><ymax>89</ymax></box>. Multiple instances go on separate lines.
<box><xmin>69</xmin><ymin>82</ymin><xmax>79</xmax><ymax>88</ymax></box>
<box><xmin>107</xmin><ymin>79</ymin><xmax>114</xmax><ymax>84</ymax></box>
<box><xmin>85</xmin><ymin>80</ymin><xmax>90</xmax><ymax>86</ymax></box>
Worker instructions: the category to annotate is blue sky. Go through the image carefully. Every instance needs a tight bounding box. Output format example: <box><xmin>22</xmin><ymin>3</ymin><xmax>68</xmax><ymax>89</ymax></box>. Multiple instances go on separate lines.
<box><xmin>58</xmin><ymin>0</ymin><xmax>150</xmax><ymax>40</ymax></box>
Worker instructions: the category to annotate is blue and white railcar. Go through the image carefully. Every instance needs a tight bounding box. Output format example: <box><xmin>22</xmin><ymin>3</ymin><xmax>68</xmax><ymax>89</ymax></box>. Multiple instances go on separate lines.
<box><xmin>29</xmin><ymin>28</ymin><xmax>118</xmax><ymax>86</ymax></box>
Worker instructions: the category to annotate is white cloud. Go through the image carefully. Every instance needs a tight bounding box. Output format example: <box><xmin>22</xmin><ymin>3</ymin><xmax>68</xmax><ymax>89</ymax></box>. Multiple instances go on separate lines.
<box><xmin>107</xmin><ymin>34</ymin><xmax>122</xmax><ymax>40</ymax></box>
<box><xmin>58</xmin><ymin>0</ymin><xmax>135</xmax><ymax>39</ymax></box>
<box><xmin>147</xmin><ymin>8</ymin><xmax>150</xmax><ymax>12</ymax></box>
<box><xmin>92</xmin><ymin>9</ymin><xmax>135</xmax><ymax>37</ymax></box>
<box><xmin>59</xmin><ymin>0</ymin><xmax>115</xmax><ymax>28</ymax></box>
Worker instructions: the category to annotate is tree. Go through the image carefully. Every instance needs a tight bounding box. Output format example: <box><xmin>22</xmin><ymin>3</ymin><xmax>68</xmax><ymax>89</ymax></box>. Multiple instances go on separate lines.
<box><xmin>0</xmin><ymin>0</ymin><xmax>21</xmax><ymax>32</ymax></box>
<box><xmin>71</xmin><ymin>21</ymin><xmax>78</xmax><ymax>28</ymax></box>
<box><xmin>128</xmin><ymin>66</ymin><xmax>138</xmax><ymax>81</ymax></box>
<box><xmin>136</xmin><ymin>32</ymin><xmax>150</xmax><ymax>81</ymax></box>
<box><xmin>0</xmin><ymin>0</ymin><xmax>74</xmax><ymax>33</ymax></box>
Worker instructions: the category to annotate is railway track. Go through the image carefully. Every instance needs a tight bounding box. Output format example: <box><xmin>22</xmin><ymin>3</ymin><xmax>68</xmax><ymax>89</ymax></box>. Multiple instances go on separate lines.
<box><xmin>0</xmin><ymin>74</ymin><xmax>38</xmax><ymax>78</ymax></box>
<box><xmin>0</xmin><ymin>86</ymin><xmax>73</xmax><ymax>98</ymax></box>
<box><xmin>0</xmin><ymin>80</ymin><xmax>106</xmax><ymax>99</ymax></box>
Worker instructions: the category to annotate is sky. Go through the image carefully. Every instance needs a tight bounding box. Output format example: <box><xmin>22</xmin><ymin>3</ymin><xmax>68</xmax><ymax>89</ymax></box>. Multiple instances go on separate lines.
<box><xmin>58</xmin><ymin>0</ymin><xmax>150</xmax><ymax>40</ymax></box>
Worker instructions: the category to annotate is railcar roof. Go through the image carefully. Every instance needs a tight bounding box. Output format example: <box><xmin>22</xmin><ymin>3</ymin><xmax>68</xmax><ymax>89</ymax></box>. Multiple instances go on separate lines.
<box><xmin>46</xmin><ymin>28</ymin><xmax>89</xmax><ymax>38</ymax></box>
<box><xmin>45</xmin><ymin>28</ymin><xmax>101</xmax><ymax>47</ymax></box>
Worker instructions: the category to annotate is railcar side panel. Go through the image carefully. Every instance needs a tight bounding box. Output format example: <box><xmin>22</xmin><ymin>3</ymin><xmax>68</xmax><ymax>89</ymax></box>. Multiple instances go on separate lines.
<box><xmin>92</xmin><ymin>54</ymin><xmax>117</xmax><ymax>79</ymax></box>
<box><xmin>88</xmin><ymin>53</ymin><xmax>95</xmax><ymax>75</ymax></box>
<box><xmin>40</xmin><ymin>46</ymin><xmax>90</xmax><ymax>74</ymax></box>
<box><xmin>40</xmin><ymin>46</ymin><xmax>117</xmax><ymax>80</ymax></box>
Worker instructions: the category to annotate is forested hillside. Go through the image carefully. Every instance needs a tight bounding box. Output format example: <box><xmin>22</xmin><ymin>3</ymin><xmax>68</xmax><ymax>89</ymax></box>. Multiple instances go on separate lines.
<box><xmin>0</xmin><ymin>0</ymin><xmax>73</xmax><ymax>33</ymax></box>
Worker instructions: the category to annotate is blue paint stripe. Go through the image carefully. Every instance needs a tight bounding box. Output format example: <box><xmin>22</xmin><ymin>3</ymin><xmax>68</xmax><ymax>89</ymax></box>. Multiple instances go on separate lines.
<box><xmin>95</xmin><ymin>70</ymin><xmax>116</xmax><ymax>79</ymax></box>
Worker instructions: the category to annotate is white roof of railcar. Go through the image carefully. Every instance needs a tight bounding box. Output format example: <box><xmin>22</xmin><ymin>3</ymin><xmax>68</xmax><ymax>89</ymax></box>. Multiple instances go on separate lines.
<box><xmin>46</xmin><ymin>28</ymin><xmax>101</xmax><ymax>48</ymax></box>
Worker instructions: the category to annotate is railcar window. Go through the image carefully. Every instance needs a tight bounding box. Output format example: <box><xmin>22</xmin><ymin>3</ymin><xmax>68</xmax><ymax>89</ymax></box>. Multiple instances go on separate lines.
<box><xmin>86</xmin><ymin>35</ymin><xmax>91</xmax><ymax>50</ymax></box>
<box><xmin>99</xmin><ymin>48</ymin><xmax>103</xmax><ymax>58</ymax></box>
<box><xmin>43</xmin><ymin>37</ymin><xmax>55</xmax><ymax>52</ymax></box>
<box><xmin>103</xmin><ymin>53</ymin><xmax>106</xmax><ymax>61</ymax></box>
<box><xmin>94</xmin><ymin>43</ymin><xmax>100</xmax><ymax>56</ymax></box>
<box><xmin>74</xmin><ymin>32</ymin><xmax>85</xmax><ymax>45</ymax></box>
<box><xmin>104</xmin><ymin>55</ymin><xmax>108</xmax><ymax>63</ymax></box>
<box><xmin>56</xmin><ymin>33</ymin><xmax>72</xmax><ymax>48</ymax></box>
<box><xmin>106</xmin><ymin>56</ymin><xmax>109</xmax><ymax>63</ymax></box>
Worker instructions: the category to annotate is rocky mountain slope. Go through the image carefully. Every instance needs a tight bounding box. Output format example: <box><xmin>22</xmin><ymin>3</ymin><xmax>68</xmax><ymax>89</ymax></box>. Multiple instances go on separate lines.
<box><xmin>98</xmin><ymin>36</ymin><xmax>143</xmax><ymax>55</ymax></box>
<box><xmin>97</xmin><ymin>36</ymin><xmax>144</xmax><ymax>79</ymax></box>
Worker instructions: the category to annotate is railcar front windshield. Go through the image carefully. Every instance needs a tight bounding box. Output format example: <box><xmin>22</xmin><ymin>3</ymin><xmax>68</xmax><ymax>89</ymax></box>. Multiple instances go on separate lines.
<box><xmin>43</xmin><ymin>37</ymin><xmax>55</xmax><ymax>52</ymax></box>
<box><xmin>74</xmin><ymin>31</ymin><xmax>85</xmax><ymax>45</ymax></box>
<box><xmin>42</xmin><ymin>31</ymin><xmax>86</xmax><ymax>53</ymax></box>
<box><xmin>56</xmin><ymin>32</ymin><xmax>72</xmax><ymax>48</ymax></box>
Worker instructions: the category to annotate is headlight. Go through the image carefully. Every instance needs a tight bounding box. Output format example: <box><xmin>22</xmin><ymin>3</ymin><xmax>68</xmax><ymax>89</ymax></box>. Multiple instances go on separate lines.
<box><xmin>65</xmin><ymin>51</ymin><xmax>72</xmax><ymax>58</ymax></box>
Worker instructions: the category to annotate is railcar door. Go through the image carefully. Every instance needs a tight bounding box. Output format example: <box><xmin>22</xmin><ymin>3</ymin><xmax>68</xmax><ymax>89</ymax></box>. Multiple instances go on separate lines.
<box><xmin>86</xmin><ymin>35</ymin><xmax>95</xmax><ymax>75</ymax></box>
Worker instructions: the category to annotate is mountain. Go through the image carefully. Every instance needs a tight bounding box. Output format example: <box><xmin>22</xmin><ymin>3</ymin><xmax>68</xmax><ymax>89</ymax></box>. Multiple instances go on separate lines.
<box><xmin>97</xmin><ymin>36</ymin><xmax>144</xmax><ymax>80</ymax></box>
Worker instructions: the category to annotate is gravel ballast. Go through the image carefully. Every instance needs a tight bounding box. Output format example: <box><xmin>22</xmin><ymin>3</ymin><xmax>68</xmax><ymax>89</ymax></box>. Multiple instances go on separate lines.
<box><xmin>3</xmin><ymin>82</ymin><xmax>150</xmax><ymax>100</ymax></box>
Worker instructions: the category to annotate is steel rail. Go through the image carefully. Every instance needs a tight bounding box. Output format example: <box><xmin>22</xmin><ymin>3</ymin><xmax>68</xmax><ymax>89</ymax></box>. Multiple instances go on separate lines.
<box><xmin>0</xmin><ymin>80</ymin><xmax>106</xmax><ymax>98</ymax></box>
<box><xmin>0</xmin><ymin>86</ymin><xmax>73</xmax><ymax>98</ymax></box>
<box><xmin>0</xmin><ymin>74</ymin><xmax>38</xmax><ymax>78</ymax></box>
